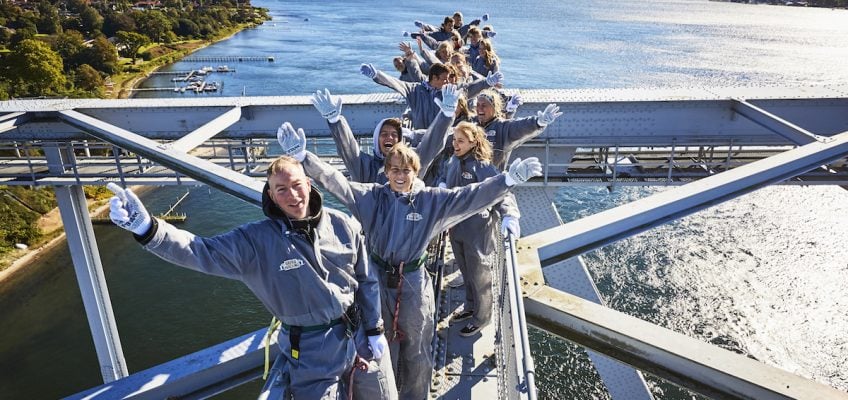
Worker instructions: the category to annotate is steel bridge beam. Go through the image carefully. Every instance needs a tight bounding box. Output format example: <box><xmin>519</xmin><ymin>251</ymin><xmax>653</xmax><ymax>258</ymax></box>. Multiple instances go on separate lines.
<box><xmin>0</xmin><ymin>111</ymin><xmax>30</xmax><ymax>134</ymax></box>
<box><xmin>520</xmin><ymin>284</ymin><xmax>848</xmax><ymax>400</ymax></box>
<box><xmin>731</xmin><ymin>98</ymin><xmax>825</xmax><ymax>145</ymax></box>
<box><xmin>522</xmin><ymin>130</ymin><xmax>848</xmax><ymax>266</ymax></box>
<box><xmin>55</xmin><ymin>109</ymin><xmax>264</xmax><ymax>206</ymax></box>
<box><xmin>170</xmin><ymin>106</ymin><xmax>242</xmax><ymax>153</ymax></box>
<box><xmin>45</xmin><ymin>145</ymin><xmax>128</xmax><ymax>383</ymax></box>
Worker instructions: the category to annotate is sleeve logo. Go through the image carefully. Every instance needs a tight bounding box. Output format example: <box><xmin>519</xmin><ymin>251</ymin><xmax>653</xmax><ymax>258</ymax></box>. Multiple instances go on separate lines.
<box><xmin>279</xmin><ymin>259</ymin><xmax>304</xmax><ymax>271</ymax></box>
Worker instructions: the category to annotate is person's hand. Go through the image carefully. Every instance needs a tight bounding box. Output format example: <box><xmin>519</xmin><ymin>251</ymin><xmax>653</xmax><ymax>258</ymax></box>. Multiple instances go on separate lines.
<box><xmin>536</xmin><ymin>104</ymin><xmax>563</xmax><ymax>127</ymax></box>
<box><xmin>434</xmin><ymin>84</ymin><xmax>459</xmax><ymax>117</ymax></box>
<box><xmin>368</xmin><ymin>334</ymin><xmax>389</xmax><ymax>360</ymax></box>
<box><xmin>437</xmin><ymin>182</ymin><xmax>447</xmax><ymax>189</ymax></box>
<box><xmin>505</xmin><ymin>94</ymin><xmax>523</xmax><ymax>113</ymax></box>
<box><xmin>410</xmin><ymin>32</ymin><xmax>422</xmax><ymax>40</ymax></box>
<box><xmin>106</xmin><ymin>182</ymin><xmax>152</xmax><ymax>235</ymax></box>
<box><xmin>310</xmin><ymin>88</ymin><xmax>342</xmax><ymax>123</ymax></box>
<box><xmin>360</xmin><ymin>63</ymin><xmax>377</xmax><ymax>79</ymax></box>
<box><xmin>501</xmin><ymin>215</ymin><xmax>520</xmax><ymax>238</ymax></box>
<box><xmin>483</xmin><ymin>30</ymin><xmax>497</xmax><ymax>39</ymax></box>
<box><xmin>505</xmin><ymin>157</ymin><xmax>542</xmax><ymax>186</ymax></box>
<box><xmin>276</xmin><ymin>122</ymin><xmax>306</xmax><ymax>162</ymax></box>
<box><xmin>481</xmin><ymin>14</ymin><xmax>490</xmax><ymax>22</ymax></box>
<box><xmin>398</xmin><ymin>41</ymin><xmax>413</xmax><ymax>57</ymax></box>
<box><xmin>414</xmin><ymin>20</ymin><xmax>425</xmax><ymax>28</ymax></box>
<box><xmin>485</xmin><ymin>71</ymin><xmax>503</xmax><ymax>87</ymax></box>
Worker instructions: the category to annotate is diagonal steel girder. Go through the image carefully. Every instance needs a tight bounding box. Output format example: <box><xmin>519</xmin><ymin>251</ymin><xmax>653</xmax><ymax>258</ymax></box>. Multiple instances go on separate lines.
<box><xmin>731</xmin><ymin>98</ymin><xmax>826</xmax><ymax>145</ymax></box>
<box><xmin>519</xmin><ymin>283</ymin><xmax>848</xmax><ymax>400</ymax></box>
<box><xmin>0</xmin><ymin>111</ymin><xmax>30</xmax><ymax>134</ymax></box>
<box><xmin>56</xmin><ymin>109</ymin><xmax>264</xmax><ymax>206</ymax></box>
<box><xmin>170</xmin><ymin>106</ymin><xmax>243</xmax><ymax>153</ymax></box>
<box><xmin>522</xmin><ymin>129</ymin><xmax>848</xmax><ymax>266</ymax></box>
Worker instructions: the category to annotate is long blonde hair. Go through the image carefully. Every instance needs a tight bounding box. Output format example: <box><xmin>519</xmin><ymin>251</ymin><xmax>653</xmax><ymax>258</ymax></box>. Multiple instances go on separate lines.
<box><xmin>480</xmin><ymin>39</ymin><xmax>498</xmax><ymax>68</ymax></box>
<box><xmin>454</xmin><ymin>121</ymin><xmax>492</xmax><ymax>162</ymax></box>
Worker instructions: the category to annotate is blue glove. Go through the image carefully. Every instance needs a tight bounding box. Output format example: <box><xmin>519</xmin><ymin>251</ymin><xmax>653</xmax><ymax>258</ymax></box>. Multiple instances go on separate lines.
<box><xmin>485</xmin><ymin>71</ymin><xmax>503</xmax><ymax>87</ymax></box>
<box><xmin>402</xmin><ymin>30</ymin><xmax>410</xmax><ymax>37</ymax></box>
<box><xmin>483</xmin><ymin>30</ymin><xmax>497</xmax><ymax>39</ymax></box>
<box><xmin>505</xmin><ymin>157</ymin><xmax>542</xmax><ymax>186</ymax></box>
<box><xmin>537</xmin><ymin>104</ymin><xmax>563</xmax><ymax>127</ymax></box>
<box><xmin>414</xmin><ymin>20</ymin><xmax>425</xmax><ymax>28</ymax></box>
<box><xmin>311</xmin><ymin>88</ymin><xmax>342</xmax><ymax>123</ymax></box>
<box><xmin>360</xmin><ymin>63</ymin><xmax>377</xmax><ymax>79</ymax></box>
<box><xmin>482</xmin><ymin>14</ymin><xmax>490</xmax><ymax>22</ymax></box>
<box><xmin>434</xmin><ymin>84</ymin><xmax>459</xmax><ymax>117</ymax></box>
<box><xmin>276</xmin><ymin>122</ymin><xmax>306</xmax><ymax>162</ymax></box>
<box><xmin>501</xmin><ymin>215</ymin><xmax>520</xmax><ymax>238</ymax></box>
<box><xmin>106</xmin><ymin>182</ymin><xmax>152</xmax><ymax>236</ymax></box>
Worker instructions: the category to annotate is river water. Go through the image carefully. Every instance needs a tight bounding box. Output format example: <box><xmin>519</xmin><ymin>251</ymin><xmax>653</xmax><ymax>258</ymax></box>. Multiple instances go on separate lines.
<box><xmin>2</xmin><ymin>0</ymin><xmax>848</xmax><ymax>398</ymax></box>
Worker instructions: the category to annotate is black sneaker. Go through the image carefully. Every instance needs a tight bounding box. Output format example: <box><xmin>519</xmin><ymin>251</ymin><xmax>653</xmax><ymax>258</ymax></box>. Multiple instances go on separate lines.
<box><xmin>459</xmin><ymin>323</ymin><xmax>482</xmax><ymax>337</ymax></box>
<box><xmin>452</xmin><ymin>310</ymin><xmax>474</xmax><ymax>323</ymax></box>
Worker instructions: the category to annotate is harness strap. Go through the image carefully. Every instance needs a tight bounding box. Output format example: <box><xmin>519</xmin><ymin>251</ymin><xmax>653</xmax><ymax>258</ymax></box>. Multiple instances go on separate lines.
<box><xmin>263</xmin><ymin>317</ymin><xmax>281</xmax><ymax>380</ymax></box>
<box><xmin>347</xmin><ymin>356</ymin><xmax>369</xmax><ymax>400</ymax></box>
<box><xmin>390</xmin><ymin>261</ymin><xmax>406</xmax><ymax>342</ymax></box>
<box><xmin>289</xmin><ymin>326</ymin><xmax>302</xmax><ymax>360</ymax></box>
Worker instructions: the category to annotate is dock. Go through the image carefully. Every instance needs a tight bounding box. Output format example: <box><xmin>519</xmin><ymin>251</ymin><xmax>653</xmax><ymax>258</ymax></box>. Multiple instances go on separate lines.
<box><xmin>182</xmin><ymin>55</ymin><xmax>275</xmax><ymax>62</ymax></box>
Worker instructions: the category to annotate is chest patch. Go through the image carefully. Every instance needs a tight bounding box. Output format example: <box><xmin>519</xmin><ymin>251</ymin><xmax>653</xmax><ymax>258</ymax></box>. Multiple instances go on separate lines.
<box><xmin>279</xmin><ymin>259</ymin><xmax>304</xmax><ymax>271</ymax></box>
<box><xmin>406</xmin><ymin>212</ymin><xmax>423</xmax><ymax>222</ymax></box>
<box><xmin>486</xmin><ymin>130</ymin><xmax>496</xmax><ymax>137</ymax></box>
<box><xmin>462</xmin><ymin>171</ymin><xmax>473</xmax><ymax>180</ymax></box>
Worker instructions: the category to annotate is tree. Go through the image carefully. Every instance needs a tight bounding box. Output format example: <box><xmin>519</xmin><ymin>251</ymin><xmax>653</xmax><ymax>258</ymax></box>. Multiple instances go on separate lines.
<box><xmin>103</xmin><ymin>11</ymin><xmax>136</xmax><ymax>37</ymax></box>
<box><xmin>73</xmin><ymin>64</ymin><xmax>104</xmax><ymax>96</ymax></box>
<box><xmin>36</xmin><ymin>0</ymin><xmax>62</xmax><ymax>35</ymax></box>
<box><xmin>176</xmin><ymin>18</ymin><xmax>200</xmax><ymax>38</ymax></box>
<box><xmin>53</xmin><ymin>30</ymin><xmax>86</xmax><ymax>71</ymax></box>
<box><xmin>79</xmin><ymin>6</ymin><xmax>104</xmax><ymax>35</ymax></box>
<box><xmin>135</xmin><ymin>10</ymin><xmax>172</xmax><ymax>43</ymax></box>
<box><xmin>115</xmin><ymin>31</ymin><xmax>150</xmax><ymax>62</ymax></box>
<box><xmin>1</xmin><ymin>39</ymin><xmax>67</xmax><ymax>97</ymax></box>
<box><xmin>81</xmin><ymin>36</ymin><xmax>119</xmax><ymax>75</ymax></box>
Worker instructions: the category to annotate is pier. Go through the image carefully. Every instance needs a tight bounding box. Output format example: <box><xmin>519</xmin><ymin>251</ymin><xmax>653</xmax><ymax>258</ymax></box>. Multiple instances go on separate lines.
<box><xmin>182</xmin><ymin>55</ymin><xmax>275</xmax><ymax>62</ymax></box>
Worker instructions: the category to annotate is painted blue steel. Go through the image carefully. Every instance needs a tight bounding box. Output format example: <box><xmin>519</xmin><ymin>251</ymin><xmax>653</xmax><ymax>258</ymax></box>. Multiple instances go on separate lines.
<box><xmin>504</xmin><ymin>235</ymin><xmax>537</xmax><ymax>400</ymax></box>
<box><xmin>731</xmin><ymin>98</ymin><xmax>825</xmax><ymax>145</ymax></box>
<box><xmin>171</xmin><ymin>106</ymin><xmax>243</xmax><ymax>152</ymax></box>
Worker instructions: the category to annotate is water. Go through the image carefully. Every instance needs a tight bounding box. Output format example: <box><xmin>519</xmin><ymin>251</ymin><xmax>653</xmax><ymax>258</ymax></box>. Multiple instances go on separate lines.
<box><xmin>2</xmin><ymin>0</ymin><xmax>848</xmax><ymax>398</ymax></box>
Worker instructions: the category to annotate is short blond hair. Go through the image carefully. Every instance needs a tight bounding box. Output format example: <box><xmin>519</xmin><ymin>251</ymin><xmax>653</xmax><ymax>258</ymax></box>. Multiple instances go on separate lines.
<box><xmin>266</xmin><ymin>156</ymin><xmax>302</xmax><ymax>178</ymax></box>
<box><xmin>384</xmin><ymin>142</ymin><xmax>421</xmax><ymax>173</ymax></box>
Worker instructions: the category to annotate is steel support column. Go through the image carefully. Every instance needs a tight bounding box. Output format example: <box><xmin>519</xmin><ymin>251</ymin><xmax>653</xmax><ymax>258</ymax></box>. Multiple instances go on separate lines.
<box><xmin>171</xmin><ymin>106</ymin><xmax>242</xmax><ymax>152</ymax></box>
<box><xmin>45</xmin><ymin>145</ymin><xmax>128</xmax><ymax>383</ymax></box>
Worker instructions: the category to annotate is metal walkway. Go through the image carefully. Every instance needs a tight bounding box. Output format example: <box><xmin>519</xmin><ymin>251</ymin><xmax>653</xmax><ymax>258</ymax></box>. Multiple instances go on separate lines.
<box><xmin>2</xmin><ymin>84</ymin><xmax>848</xmax><ymax>399</ymax></box>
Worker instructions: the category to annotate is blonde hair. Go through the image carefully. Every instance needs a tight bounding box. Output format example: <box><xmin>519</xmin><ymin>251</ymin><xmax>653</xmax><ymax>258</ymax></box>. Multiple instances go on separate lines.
<box><xmin>454</xmin><ymin>121</ymin><xmax>492</xmax><ymax>162</ymax></box>
<box><xmin>266</xmin><ymin>156</ymin><xmax>302</xmax><ymax>178</ymax></box>
<box><xmin>436</xmin><ymin>41</ymin><xmax>453</xmax><ymax>62</ymax></box>
<box><xmin>479</xmin><ymin>39</ymin><xmax>498</xmax><ymax>68</ymax></box>
<box><xmin>477</xmin><ymin>89</ymin><xmax>504</xmax><ymax>119</ymax></box>
<box><xmin>384</xmin><ymin>142</ymin><xmax>421</xmax><ymax>173</ymax></box>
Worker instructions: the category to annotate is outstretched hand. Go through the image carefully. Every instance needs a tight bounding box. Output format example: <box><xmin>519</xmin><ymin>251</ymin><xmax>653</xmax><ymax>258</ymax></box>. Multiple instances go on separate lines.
<box><xmin>506</xmin><ymin>157</ymin><xmax>542</xmax><ymax>186</ymax></box>
<box><xmin>106</xmin><ymin>182</ymin><xmax>152</xmax><ymax>235</ymax></box>
<box><xmin>311</xmin><ymin>88</ymin><xmax>343</xmax><ymax>123</ymax></box>
<box><xmin>360</xmin><ymin>63</ymin><xmax>377</xmax><ymax>79</ymax></box>
<box><xmin>537</xmin><ymin>104</ymin><xmax>563</xmax><ymax>127</ymax></box>
<box><xmin>434</xmin><ymin>84</ymin><xmax>459</xmax><ymax>117</ymax></box>
<box><xmin>485</xmin><ymin>71</ymin><xmax>504</xmax><ymax>87</ymax></box>
<box><xmin>276</xmin><ymin>122</ymin><xmax>307</xmax><ymax>162</ymax></box>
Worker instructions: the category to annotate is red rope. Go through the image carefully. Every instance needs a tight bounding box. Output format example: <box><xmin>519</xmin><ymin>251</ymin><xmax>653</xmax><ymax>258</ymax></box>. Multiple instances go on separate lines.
<box><xmin>390</xmin><ymin>262</ymin><xmax>406</xmax><ymax>342</ymax></box>
<box><xmin>347</xmin><ymin>355</ymin><xmax>369</xmax><ymax>400</ymax></box>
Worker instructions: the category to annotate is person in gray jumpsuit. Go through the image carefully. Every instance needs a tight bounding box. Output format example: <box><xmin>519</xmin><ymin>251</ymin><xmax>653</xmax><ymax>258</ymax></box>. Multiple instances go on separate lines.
<box><xmin>276</xmin><ymin>119</ymin><xmax>542</xmax><ymax>400</ymax></box>
<box><xmin>475</xmin><ymin>89</ymin><xmax>564</xmax><ymax>170</ymax></box>
<box><xmin>309</xmin><ymin>85</ymin><xmax>457</xmax><ymax>185</ymax></box>
<box><xmin>105</xmin><ymin>157</ymin><xmax>388</xmax><ymax>400</ymax></box>
<box><xmin>440</xmin><ymin>122</ymin><xmax>522</xmax><ymax>337</ymax></box>
<box><xmin>360</xmin><ymin>61</ymin><xmax>502</xmax><ymax>130</ymax></box>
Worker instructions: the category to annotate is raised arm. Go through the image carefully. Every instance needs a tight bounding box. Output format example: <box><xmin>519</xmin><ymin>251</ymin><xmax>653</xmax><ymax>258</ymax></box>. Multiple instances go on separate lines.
<box><xmin>312</xmin><ymin>89</ymin><xmax>377</xmax><ymax>183</ymax></box>
<box><xmin>361</xmin><ymin>63</ymin><xmax>415</xmax><ymax>98</ymax></box>
<box><xmin>416</xmin><ymin>84</ymin><xmax>459</xmax><ymax>178</ymax></box>
<box><xmin>463</xmin><ymin>70</ymin><xmax>503</xmax><ymax>98</ymax></box>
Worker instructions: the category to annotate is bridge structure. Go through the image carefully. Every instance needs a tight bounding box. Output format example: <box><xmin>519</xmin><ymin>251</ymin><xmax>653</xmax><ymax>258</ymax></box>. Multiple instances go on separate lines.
<box><xmin>2</xmin><ymin>84</ymin><xmax>848</xmax><ymax>399</ymax></box>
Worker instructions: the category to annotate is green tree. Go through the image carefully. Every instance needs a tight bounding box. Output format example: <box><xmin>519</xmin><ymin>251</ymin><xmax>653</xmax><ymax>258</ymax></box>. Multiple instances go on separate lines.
<box><xmin>36</xmin><ymin>0</ymin><xmax>62</xmax><ymax>35</ymax></box>
<box><xmin>115</xmin><ymin>31</ymin><xmax>150</xmax><ymax>62</ymax></box>
<box><xmin>135</xmin><ymin>10</ymin><xmax>172</xmax><ymax>43</ymax></box>
<box><xmin>176</xmin><ymin>18</ymin><xmax>200</xmax><ymax>38</ymax></box>
<box><xmin>53</xmin><ymin>30</ymin><xmax>86</xmax><ymax>71</ymax></box>
<box><xmin>79</xmin><ymin>6</ymin><xmax>104</xmax><ymax>35</ymax></box>
<box><xmin>73</xmin><ymin>64</ymin><xmax>104</xmax><ymax>96</ymax></box>
<box><xmin>81</xmin><ymin>36</ymin><xmax>120</xmax><ymax>74</ymax></box>
<box><xmin>0</xmin><ymin>39</ymin><xmax>66</xmax><ymax>97</ymax></box>
<box><xmin>102</xmin><ymin>11</ymin><xmax>136</xmax><ymax>37</ymax></box>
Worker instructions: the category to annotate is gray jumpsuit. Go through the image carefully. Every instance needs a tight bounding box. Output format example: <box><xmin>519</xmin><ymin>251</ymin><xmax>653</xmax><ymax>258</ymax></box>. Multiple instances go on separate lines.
<box><xmin>300</xmin><ymin>151</ymin><xmax>513</xmax><ymax>400</ymax></box>
<box><xmin>136</xmin><ymin>188</ymin><xmax>381</xmax><ymax>399</ymax></box>
<box><xmin>443</xmin><ymin>154</ymin><xmax>520</xmax><ymax>327</ymax></box>
<box><xmin>478</xmin><ymin>115</ymin><xmax>546</xmax><ymax>170</ymax></box>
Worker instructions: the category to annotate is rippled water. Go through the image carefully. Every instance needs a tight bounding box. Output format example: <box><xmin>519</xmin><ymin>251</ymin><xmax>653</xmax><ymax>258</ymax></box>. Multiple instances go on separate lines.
<box><xmin>2</xmin><ymin>0</ymin><xmax>848</xmax><ymax>398</ymax></box>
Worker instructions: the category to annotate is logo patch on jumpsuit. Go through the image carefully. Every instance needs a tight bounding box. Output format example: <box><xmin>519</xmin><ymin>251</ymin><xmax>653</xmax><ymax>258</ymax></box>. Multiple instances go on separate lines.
<box><xmin>406</xmin><ymin>212</ymin><xmax>422</xmax><ymax>221</ymax></box>
<box><xmin>279</xmin><ymin>259</ymin><xmax>304</xmax><ymax>271</ymax></box>
<box><xmin>486</xmin><ymin>130</ymin><xmax>496</xmax><ymax>137</ymax></box>
<box><xmin>462</xmin><ymin>171</ymin><xmax>473</xmax><ymax>180</ymax></box>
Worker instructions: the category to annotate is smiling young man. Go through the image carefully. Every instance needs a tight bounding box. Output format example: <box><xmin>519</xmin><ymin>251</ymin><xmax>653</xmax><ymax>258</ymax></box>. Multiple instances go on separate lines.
<box><xmin>277</xmin><ymin>116</ymin><xmax>542</xmax><ymax>399</ymax></box>
<box><xmin>106</xmin><ymin>157</ymin><xmax>387</xmax><ymax>400</ymax></box>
